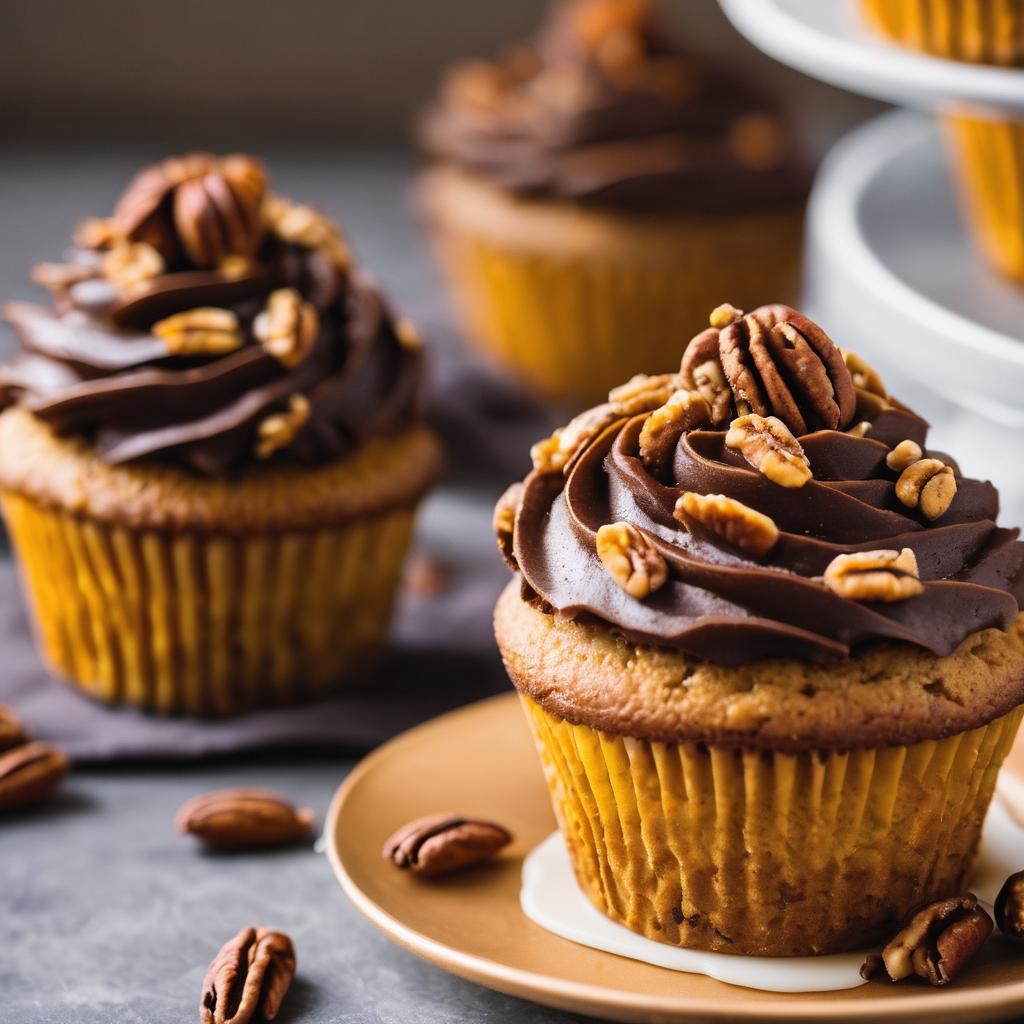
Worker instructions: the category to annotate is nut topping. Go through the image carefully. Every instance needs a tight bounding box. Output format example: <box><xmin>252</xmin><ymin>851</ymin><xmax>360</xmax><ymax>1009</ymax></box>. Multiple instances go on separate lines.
<box><xmin>253</xmin><ymin>288</ymin><xmax>319</xmax><ymax>368</ymax></box>
<box><xmin>31</xmin><ymin>261</ymin><xmax>98</xmax><ymax>293</ymax></box>
<box><xmin>383</xmin><ymin>812</ymin><xmax>512</xmax><ymax>878</ymax></box>
<box><xmin>175</xmin><ymin>789</ymin><xmax>315</xmax><ymax>849</ymax></box>
<box><xmin>725</xmin><ymin>414</ymin><xmax>812</xmax><ymax>489</ymax></box>
<box><xmin>0</xmin><ymin>705</ymin><xmax>26</xmax><ymax>753</ymax></box>
<box><xmin>264</xmin><ymin>194</ymin><xmax>351</xmax><ymax>272</ymax></box>
<box><xmin>675</xmin><ymin>492</ymin><xmax>779</xmax><ymax>558</ymax></box>
<box><xmin>995</xmin><ymin>870</ymin><xmax>1024</xmax><ymax>942</ymax></box>
<box><xmin>862</xmin><ymin>894</ymin><xmax>992</xmax><ymax>986</ymax></box>
<box><xmin>639</xmin><ymin>390</ymin><xmax>710</xmax><ymax>477</ymax></box>
<box><xmin>153</xmin><ymin>307</ymin><xmax>244</xmax><ymax>357</ymax></box>
<box><xmin>393</xmin><ymin>317</ymin><xmax>424</xmax><ymax>351</ymax></box>
<box><xmin>708</xmin><ymin>302</ymin><xmax>743</xmax><ymax>329</ymax></box>
<box><xmin>102</xmin><ymin>241</ymin><xmax>165</xmax><ymax>292</ymax></box>
<box><xmin>842</xmin><ymin>349</ymin><xmax>887</xmax><ymax>398</ymax></box>
<box><xmin>823</xmin><ymin>548</ymin><xmax>923</xmax><ymax>603</ymax></box>
<box><xmin>74</xmin><ymin>216</ymin><xmax>123</xmax><ymax>250</ymax></box>
<box><xmin>200</xmin><ymin>926</ymin><xmax>296</xmax><ymax>1024</ymax></box>
<box><xmin>596</xmin><ymin>522</ymin><xmax>667</xmax><ymax>599</ymax></box>
<box><xmin>0</xmin><ymin>741</ymin><xmax>69</xmax><ymax>813</ymax></box>
<box><xmin>895</xmin><ymin>458</ymin><xmax>957</xmax><ymax>520</ymax></box>
<box><xmin>255</xmin><ymin>395</ymin><xmax>311</xmax><ymax>459</ymax></box>
<box><xmin>608</xmin><ymin>372</ymin><xmax>681</xmax><ymax>416</ymax></box>
<box><xmin>493</xmin><ymin>482</ymin><xmax>525</xmax><ymax>569</ymax></box>
<box><xmin>530</xmin><ymin>403</ymin><xmax>624</xmax><ymax>476</ymax></box>
<box><xmin>886</xmin><ymin>439</ymin><xmax>923</xmax><ymax>472</ymax></box>
<box><xmin>681</xmin><ymin>328</ymin><xmax>733</xmax><ymax>426</ymax></box>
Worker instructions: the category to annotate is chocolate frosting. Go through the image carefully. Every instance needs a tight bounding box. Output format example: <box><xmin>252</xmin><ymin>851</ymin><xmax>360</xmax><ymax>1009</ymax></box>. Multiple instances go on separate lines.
<box><xmin>420</xmin><ymin>0</ymin><xmax>807</xmax><ymax>210</ymax></box>
<box><xmin>506</xmin><ymin>306</ymin><xmax>1024</xmax><ymax>665</ymax></box>
<box><xmin>0</xmin><ymin>155</ymin><xmax>426</xmax><ymax>476</ymax></box>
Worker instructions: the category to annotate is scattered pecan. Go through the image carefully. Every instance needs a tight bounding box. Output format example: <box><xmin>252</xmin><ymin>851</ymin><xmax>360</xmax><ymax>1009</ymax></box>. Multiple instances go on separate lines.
<box><xmin>725</xmin><ymin>413</ymin><xmax>812</xmax><ymax>489</ymax></box>
<box><xmin>863</xmin><ymin>894</ymin><xmax>992</xmax><ymax>986</ymax></box>
<box><xmin>675</xmin><ymin>492</ymin><xmax>779</xmax><ymax>558</ymax></box>
<box><xmin>0</xmin><ymin>705</ymin><xmax>26</xmax><ymax>753</ymax></box>
<box><xmin>175</xmin><ymin>789</ymin><xmax>314</xmax><ymax>849</ymax></box>
<box><xmin>0</xmin><ymin>741</ymin><xmax>69</xmax><ymax>813</ymax></box>
<box><xmin>102</xmin><ymin>241</ymin><xmax>165</xmax><ymax>292</ymax></box>
<box><xmin>253</xmin><ymin>289</ymin><xmax>319</xmax><ymax>368</ymax></box>
<box><xmin>383</xmin><ymin>812</ymin><xmax>512</xmax><ymax>878</ymax></box>
<box><xmin>200</xmin><ymin>926</ymin><xmax>296</xmax><ymax>1024</ymax></box>
<box><xmin>895</xmin><ymin>458</ymin><xmax>957</xmax><ymax>520</ymax></box>
<box><xmin>681</xmin><ymin>329</ymin><xmax>732</xmax><ymax>426</ymax></box>
<box><xmin>608</xmin><ymin>372</ymin><xmax>681</xmax><ymax>416</ymax></box>
<box><xmin>639</xmin><ymin>390</ymin><xmax>710</xmax><ymax>477</ymax></box>
<box><xmin>823</xmin><ymin>548</ymin><xmax>923</xmax><ymax>603</ymax></box>
<box><xmin>530</xmin><ymin>403</ymin><xmax>624</xmax><ymax>476</ymax></box>
<box><xmin>886</xmin><ymin>439</ymin><xmax>923</xmax><ymax>472</ymax></box>
<box><xmin>843</xmin><ymin>349</ymin><xmax>887</xmax><ymax>398</ymax></box>
<box><xmin>596</xmin><ymin>522</ymin><xmax>667</xmax><ymax>599</ymax></box>
<box><xmin>995</xmin><ymin>870</ymin><xmax>1024</xmax><ymax>942</ymax></box>
<box><xmin>153</xmin><ymin>307</ymin><xmax>243</xmax><ymax>357</ymax></box>
<box><xmin>255</xmin><ymin>395</ymin><xmax>311</xmax><ymax>459</ymax></box>
<box><xmin>264</xmin><ymin>195</ymin><xmax>351</xmax><ymax>272</ymax></box>
<box><xmin>493</xmin><ymin>481</ymin><xmax>525</xmax><ymax>570</ymax></box>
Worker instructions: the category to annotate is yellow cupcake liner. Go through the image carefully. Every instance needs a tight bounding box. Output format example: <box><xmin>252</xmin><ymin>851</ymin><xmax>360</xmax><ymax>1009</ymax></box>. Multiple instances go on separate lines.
<box><xmin>428</xmin><ymin>209</ymin><xmax>802</xmax><ymax>404</ymax></box>
<box><xmin>859</xmin><ymin>0</ymin><xmax>1024</xmax><ymax>64</ymax></box>
<box><xmin>2</xmin><ymin>491</ymin><xmax>419</xmax><ymax>715</ymax></box>
<box><xmin>521</xmin><ymin>694</ymin><xmax>1023</xmax><ymax>956</ymax></box>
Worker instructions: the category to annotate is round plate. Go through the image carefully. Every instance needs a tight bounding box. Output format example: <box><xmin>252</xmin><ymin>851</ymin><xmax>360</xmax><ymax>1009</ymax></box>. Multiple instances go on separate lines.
<box><xmin>718</xmin><ymin>0</ymin><xmax>1024</xmax><ymax>114</ymax></box>
<box><xmin>326</xmin><ymin>692</ymin><xmax>1024</xmax><ymax>1024</ymax></box>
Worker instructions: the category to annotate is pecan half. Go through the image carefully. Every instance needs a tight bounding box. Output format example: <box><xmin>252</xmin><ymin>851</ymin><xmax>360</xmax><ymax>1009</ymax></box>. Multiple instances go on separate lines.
<box><xmin>725</xmin><ymin>413</ymin><xmax>812</xmax><ymax>489</ymax></box>
<box><xmin>383</xmin><ymin>812</ymin><xmax>512</xmax><ymax>878</ymax></box>
<box><xmin>175</xmin><ymin>789</ymin><xmax>314</xmax><ymax>849</ymax></box>
<box><xmin>608</xmin><ymin>372</ymin><xmax>681</xmax><ymax>416</ymax></box>
<box><xmin>264</xmin><ymin>195</ymin><xmax>351</xmax><ymax>272</ymax></box>
<box><xmin>153</xmin><ymin>307</ymin><xmax>243</xmax><ymax>357</ymax></box>
<box><xmin>253</xmin><ymin>288</ymin><xmax>319</xmax><ymax>367</ymax></box>
<box><xmin>886</xmin><ymin>439</ymin><xmax>923</xmax><ymax>472</ymax></box>
<box><xmin>842</xmin><ymin>349</ymin><xmax>887</xmax><ymax>398</ymax></box>
<box><xmin>995</xmin><ymin>870</ymin><xmax>1024</xmax><ymax>943</ymax></box>
<box><xmin>200</xmin><ymin>926</ymin><xmax>295</xmax><ymax>1024</ymax></box>
<box><xmin>639</xmin><ymin>390</ymin><xmax>710</xmax><ymax>477</ymax></box>
<box><xmin>681</xmin><ymin>329</ymin><xmax>733</xmax><ymax>426</ymax></box>
<box><xmin>823</xmin><ymin>548</ymin><xmax>923</xmax><ymax>603</ymax></box>
<box><xmin>102</xmin><ymin>241</ymin><xmax>165</xmax><ymax>292</ymax></box>
<box><xmin>0</xmin><ymin>741</ymin><xmax>69</xmax><ymax>813</ymax></box>
<box><xmin>596</xmin><ymin>522</ymin><xmax>667</xmax><ymax>598</ymax></box>
<box><xmin>493</xmin><ymin>482</ymin><xmax>525</xmax><ymax>570</ymax></box>
<box><xmin>675</xmin><ymin>492</ymin><xmax>779</xmax><ymax>558</ymax></box>
<box><xmin>895</xmin><ymin>458</ymin><xmax>957</xmax><ymax>520</ymax></box>
<box><xmin>255</xmin><ymin>395</ymin><xmax>311</xmax><ymax>459</ymax></box>
<box><xmin>863</xmin><ymin>894</ymin><xmax>992</xmax><ymax>986</ymax></box>
<box><xmin>0</xmin><ymin>705</ymin><xmax>26</xmax><ymax>753</ymax></box>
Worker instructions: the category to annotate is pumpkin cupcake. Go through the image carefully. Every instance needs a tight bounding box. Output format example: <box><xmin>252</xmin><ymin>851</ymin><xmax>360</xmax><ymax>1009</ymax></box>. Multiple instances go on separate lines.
<box><xmin>0</xmin><ymin>153</ymin><xmax>441</xmax><ymax>714</ymax></box>
<box><xmin>419</xmin><ymin>0</ymin><xmax>807</xmax><ymax>402</ymax></box>
<box><xmin>493</xmin><ymin>302</ymin><xmax>1024</xmax><ymax>955</ymax></box>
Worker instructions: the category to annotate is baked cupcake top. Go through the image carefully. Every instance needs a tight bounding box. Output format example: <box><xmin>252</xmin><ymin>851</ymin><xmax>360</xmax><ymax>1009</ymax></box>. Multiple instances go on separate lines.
<box><xmin>420</xmin><ymin>0</ymin><xmax>806</xmax><ymax>211</ymax></box>
<box><xmin>0</xmin><ymin>154</ymin><xmax>426</xmax><ymax>476</ymax></box>
<box><xmin>495</xmin><ymin>303</ymin><xmax>1024</xmax><ymax>667</ymax></box>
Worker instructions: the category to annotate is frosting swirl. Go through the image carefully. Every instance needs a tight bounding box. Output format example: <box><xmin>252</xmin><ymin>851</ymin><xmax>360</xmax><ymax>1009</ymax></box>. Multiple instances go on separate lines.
<box><xmin>0</xmin><ymin>154</ymin><xmax>425</xmax><ymax>476</ymax></box>
<box><xmin>420</xmin><ymin>0</ymin><xmax>807</xmax><ymax>210</ymax></box>
<box><xmin>501</xmin><ymin>305</ymin><xmax>1024</xmax><ymax>665</ymax></box>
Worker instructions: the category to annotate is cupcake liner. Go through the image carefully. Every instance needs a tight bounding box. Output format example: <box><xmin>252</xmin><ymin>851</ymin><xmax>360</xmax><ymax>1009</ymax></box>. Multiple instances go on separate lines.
<box><xmin>1</xmin><ymin>491</ymin><xmax>418</xmax><ymax>714</ymax></box>
<box><xmin>521</xmin><ymin>693</ymin><xmax>1023</xmax><ymax>956</ymax></box>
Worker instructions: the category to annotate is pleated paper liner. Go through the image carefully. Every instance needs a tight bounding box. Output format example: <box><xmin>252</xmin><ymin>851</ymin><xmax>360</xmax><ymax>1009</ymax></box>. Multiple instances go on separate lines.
<box><xmin>521</xmin><ymin>694</ymin><xmax>1024</xmax><ymax>957</ymax></box>
<box><xmin>2</xmin><ymin>492</ymin><xmax>419</xmax><ymax>715</ymax></box>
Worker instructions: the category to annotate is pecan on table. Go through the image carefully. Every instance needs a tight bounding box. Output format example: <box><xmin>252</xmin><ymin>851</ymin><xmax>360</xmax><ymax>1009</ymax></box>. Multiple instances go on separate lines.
<box><xmin>995</xmin><ymin>870</ymin><xmax>1024</xmax><ymax>943</ymax></box>
<box><xmin>0</xmin><ymin>741</ymin><xmax>69</xmax><ymax>813</ymax></box>
<box><xmin>175</xmin><ymin>789</ymin><xmax>315</xmax><ymax>849</ymax></box>
<box><xmin>200</xmin><ymin>926</ymin><xmax>295</xmax><ymax>1024</ymax></box>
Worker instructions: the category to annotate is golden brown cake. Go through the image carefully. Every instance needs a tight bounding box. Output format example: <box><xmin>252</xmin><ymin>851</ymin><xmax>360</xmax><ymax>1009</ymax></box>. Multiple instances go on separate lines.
<box><xmin>0</xmin><ymin>154</ymin><xmax>442</xmax><ymax>714</ymax></box>
<box><xmin>418</xmin><ymin>0</ymin><xmax>807</xmax><ymax>402</ymax></box>
<box><xmin>492</xmin><ymin>302</ymin><xmax>1024</xmax><ymax>955</ymax></box>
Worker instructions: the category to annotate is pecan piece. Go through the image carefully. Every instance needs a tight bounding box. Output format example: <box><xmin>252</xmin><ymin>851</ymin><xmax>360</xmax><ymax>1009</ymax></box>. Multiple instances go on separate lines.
<box><xmin>493</xmin><ymin>481</ymin><xmax>525</xmax><ymax>570</ymax></box>
<box><xmin>725</xmin><ymin>413</ymin><xmax>812</xmax><ymax>489</ymax></box>
<box><xmin>0</xmin><ymin>705</ymin><xmax>26</xmax><ymax>753</ymax></box>
<box><xmin>0</xmin><ymin>741</ymin><xmax>69</xmax><ymax>813</ymax></box>
<box><xmin>102</xmin><ymin>241</ymin><xmax>165</xmax><ymax>292</ymax></box>
<box><xmin>994</xmin><ymin>870</ymin><xmax>1024</xmax><ymax>943</ymax></box>
<box><xmin>264</xmin><ymin>195</ymin><xmax>351</xmax><ymax>272</ymax></box>
<box><xmin>842</xmin><ymin>349</ymin><xmax>887</xmax><ymax>398</ymax></box>
<box><xmin>639</xmin><ymin>390</ymin><xmax>710</xmax><ymax>477</ymax></box>
<box><xmin>896</xmin><ymin>458</ymin><xmax>957</xmax><ymax>520</ymax></box>
<box><xmin>383</xmin><ymin>812</ymin><xmax>512</xmax><ymax>878</ymax></box>
<box><xmin>31</xmin><ymin>261</ymin><xmax>98</xmax><ymax>293</ymax></box>
<box><xmin>253</xmin><ymin>288</ymin><xmax>319</xmax><ymax>368</ymax></box>
<box><xmin>596</xmin><ymin>521</ymin><xmax>667</xmax><ymax>598</ymax></box>
<box><xmin>200</xmin><ymin>926</ymin><xmax>295</xmax><ymax>1024</ymax></box>
<box><xmin>823</xmin><ymin>548</ymin><xmax>923</xmax><ymax>603</ymax></box>
<box><xmin>608</xmin><ymin>372</ymin><xmax>681</xmax><ymax>416</ymax></box>
<box><xmin>681</xmin><ymin>329</ymin><xmax>733</xmax><ymax>426</ymax></box>
<box><xmin>175</xmin><ymin>789</ymin><xmax>314</xmax><ymax>849</ymax></box>
<box><xmin>153</xmin><ymin>307</ymin><xmax>243</xmax><ymax>357</ymax></box>
<box><xmin>74</xmin><ymin>216</ymin><xmax>123</xmax><ymax>250</ymax></box>
<box><xmin>886</xmin><ymin>439</ymin><xmax>923</xmax><ymax>472</ymax></box>
<box><xmin>255</xmin><ymin>395</ymin><xmax>311</xmax><ymax>459</ymax></box>
<box><xmin>675</xmin><ymin>492</ymin><xmax>779</xmax><ymax>558</ymax></box>
<box><xmin>530</xmin><ymin>403</ymin><xmax>624</xmax><ymax>475</ymax></box>
<box><xmin>863</xmin><ymin>894</ymin><xmax>992</xmax><ymax>986</ymax></box>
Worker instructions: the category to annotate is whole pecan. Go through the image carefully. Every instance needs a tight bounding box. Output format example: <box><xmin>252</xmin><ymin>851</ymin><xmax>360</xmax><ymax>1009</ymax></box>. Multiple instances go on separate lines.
<box><xmin>0</xmin><ymin>705</ymin><xmax>26</xmax><ymax>753</ymax></box>
<box><xmin>383</xmin><ymin>812</ymin><xmax>512</xmax><ymax>878</ymax></box>
<box><xmin>995</xmin><ymin>870</ymin><xmax>1024</xmax><ymax>943</ymax></box>
<box><xmin>175</xmin><ymin>789</ymin><xmax>315</xmax><ymax>849</ymax></box>
<box><xmin>862</xmin><ymin>893</ymin><xmax>992</xmax><ymax>986</ymax></box>
<box><xmin>895</xmin><ymin>458</ymin><xmax>957</xmax><ymax>521</ymax></box>
<box><xmin>200</xmin><ymin>926</ymin><xmax>295</xmax><ymax>1024</ymax></box>
<box><xmin>0</xmin><ymin>741</ymin><xmax>69</xmax><ymax>813</ymax></box>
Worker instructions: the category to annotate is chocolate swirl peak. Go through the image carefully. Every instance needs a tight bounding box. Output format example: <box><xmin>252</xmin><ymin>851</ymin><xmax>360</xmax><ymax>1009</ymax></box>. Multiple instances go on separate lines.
<box><xmin>420</xmin><ymin>0</ymin><xmax>807</xmax><ymax>211</ymax></box>
<box><xmin>0</xmin><ymin>154</ymin><xmax>425</xmax><ymax>476</ymax></box>
<box><xmin>500</xmin><ymin>304</ymin><xmax>1024</xmax><ymax>665</ymax></box>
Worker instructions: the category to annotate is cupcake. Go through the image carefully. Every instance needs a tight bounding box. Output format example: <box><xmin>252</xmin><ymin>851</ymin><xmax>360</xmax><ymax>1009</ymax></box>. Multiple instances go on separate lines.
<box><xmin>858</xmin><ymin>0</ymin><xmax>1024</xmax><ymax>283</ymax></box>
<box><xmin>419</xmin><ymin>0</ymin><xmax>807</xmax><ymax>402</ymax></box>
<box><xmin>0</xmin><ymin>154</ymin><xmax>442</xmax><ymax>714</ymax></box>
<box><xmin>493</xmin><ymin>302</ymin><xmax>1024</xmax><ymax>955</ymax></box>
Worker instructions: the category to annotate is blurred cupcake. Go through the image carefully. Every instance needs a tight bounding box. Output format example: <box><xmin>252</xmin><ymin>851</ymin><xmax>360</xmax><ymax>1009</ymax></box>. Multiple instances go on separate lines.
<box><xmin>859</xmin><ymin>0</ymin><xmax>1024</xmax><ymax>282</ymax></box>
<box><xmin>0</xmin><ymin>154</ymin><xmax>441</xmax><ymax>714</ymax></box>
<box><xmin>419</xmin><ymin>0</ymin><xmax>807</xmax><ymax>402</ymax></box>
<box><xmin>493</xmin><ymin>302</ymin><xmax>1024</xmax><ymax>955</ymax></box>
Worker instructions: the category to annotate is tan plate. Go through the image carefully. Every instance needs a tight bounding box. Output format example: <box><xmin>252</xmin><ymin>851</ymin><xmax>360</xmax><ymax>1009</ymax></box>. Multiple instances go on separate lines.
<box><xmin>326</xmin><ymin>692</ymin><xmax>1024</xmax><ymax>1024</ymax></box>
